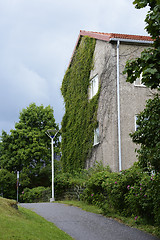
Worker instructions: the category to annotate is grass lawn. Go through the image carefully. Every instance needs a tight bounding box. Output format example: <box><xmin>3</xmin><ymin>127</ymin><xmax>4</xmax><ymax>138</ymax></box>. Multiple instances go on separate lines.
<box><xmin>58</xmin><ymin>200</ymin><xmax>160</xmax><ymax>238</ymax></box>
<box><xmin>0</xmin><ymin>197</ymin><xmax>73</xmax><ymax>240</ymax></box>
<box><xmin>58</xmin><ymin>200</ymin><xmax>103</xmax><ymax>214</ymax></box>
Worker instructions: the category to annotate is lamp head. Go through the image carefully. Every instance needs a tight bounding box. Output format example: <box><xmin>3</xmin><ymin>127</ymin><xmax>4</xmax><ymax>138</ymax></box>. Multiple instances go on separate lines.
<box><xmin>46</xmin><ymin>129</ymin><xmax>58</xmax><ymax>138</ymax></box>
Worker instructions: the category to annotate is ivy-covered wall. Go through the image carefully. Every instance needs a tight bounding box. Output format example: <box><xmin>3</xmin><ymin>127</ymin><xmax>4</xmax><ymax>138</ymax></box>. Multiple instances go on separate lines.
<box><xmin>61</xmin><ymin>36</ymin><xmax>99</xmax><ymax>172</ymax></box>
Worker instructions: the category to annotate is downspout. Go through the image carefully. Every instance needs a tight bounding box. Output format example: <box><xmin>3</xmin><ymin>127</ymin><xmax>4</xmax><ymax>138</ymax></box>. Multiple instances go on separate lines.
<box><xmin>109</xmin><ymin>37</ymin><xmax>153</xmax><ymax>172</ymax></box>
<box><xmin>117</xmin><ymin>40</ymin><xmax>122</xmax><ymax>172</ymax></box>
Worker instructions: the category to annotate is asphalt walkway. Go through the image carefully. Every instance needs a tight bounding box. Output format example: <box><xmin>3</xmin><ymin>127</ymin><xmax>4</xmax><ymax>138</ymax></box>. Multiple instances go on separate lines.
<box><xmin>19</xmin><ymin>203</ymin><xmax>159</xmax><ymax>240</ymax></box>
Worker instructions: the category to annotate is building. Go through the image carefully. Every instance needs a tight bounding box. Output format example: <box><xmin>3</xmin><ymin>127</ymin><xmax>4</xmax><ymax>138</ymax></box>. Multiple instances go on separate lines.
<box><xmin>62</xmin><ymin>30</ymin><xmax>154</xmax><ymax>172</ymax></box>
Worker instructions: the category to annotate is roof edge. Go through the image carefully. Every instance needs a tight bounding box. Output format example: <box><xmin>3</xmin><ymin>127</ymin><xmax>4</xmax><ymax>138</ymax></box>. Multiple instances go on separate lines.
<box><xmin>80</xmin><ymin>30</ymin><xmax>111</xmax><ymax>42</ymax></box>
<box><xmin>80</xmin><ymin>30</ymin><xmax>153</xmax><ymax>43</ymax></box>
<box><xmin>68</xmin><ymin>30</ymin><xmax>153</xmax><ymax>68</ymax></box>
<box><xmin>110</xmin><ymin>38</ymin><xmax>154</xmax><ymax>44</ymax></box>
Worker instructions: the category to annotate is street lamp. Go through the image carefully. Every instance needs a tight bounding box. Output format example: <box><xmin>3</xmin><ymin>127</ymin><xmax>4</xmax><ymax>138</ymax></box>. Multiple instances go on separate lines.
<box><xmin>46</xmin><ymin>129</ymin><xmax>59</xmax><ymax>202</ymax></box>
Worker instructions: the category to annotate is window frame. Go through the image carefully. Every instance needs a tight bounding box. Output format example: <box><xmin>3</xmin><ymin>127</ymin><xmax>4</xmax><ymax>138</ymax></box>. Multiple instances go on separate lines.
<box><xmin>94</xmin><ymin>127</ymin><xmax>100</xmax><ymax>146</ymax></box>
<box><xmin>89</xmin><ymin>75</ymin><xmax>99</xmax><ymax>99</ymax></box>
<box><xmin>135</xmin><ymin>115</ymin><xmax>139</xmax><ymax>131</ymax></box>
<box><xmin>134</xmin><ymin>73</ymin><xmax>146</xmax><ymax>87</ymax></box>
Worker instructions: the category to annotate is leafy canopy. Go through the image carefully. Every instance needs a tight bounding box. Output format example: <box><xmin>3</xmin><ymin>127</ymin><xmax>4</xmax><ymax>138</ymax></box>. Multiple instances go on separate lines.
<box><xmin>0</xmin><ymin>103</ymin><xmax>60</xmax><ymax>188</ymax></box>
<box><xmin>123</xmin><ymin>0</ymin><xmax>160</xmax><ymax>90</ymax></box>
<box><xmin>130</xmin><ymin>95</ymin><xmax>160</xmax><ymax>172</ymax></box>
<box><xmin>123</xmin><ymin>0</ymin><xmax>160</xmax><ymax>173</ymax></box>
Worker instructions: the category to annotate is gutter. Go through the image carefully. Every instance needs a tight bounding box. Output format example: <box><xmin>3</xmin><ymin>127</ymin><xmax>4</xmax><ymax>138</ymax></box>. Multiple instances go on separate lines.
<box><xmin>110</xmin><ymin>38</ymin><xmax>153</xmax><ymax>45</ymax></box>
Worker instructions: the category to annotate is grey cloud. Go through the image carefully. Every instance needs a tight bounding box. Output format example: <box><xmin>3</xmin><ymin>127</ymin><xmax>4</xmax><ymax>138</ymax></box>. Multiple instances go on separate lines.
<box><xmin>0</xmin><ymin>0</ymin><xmax>149</xmax><ymax>134</ymax></box>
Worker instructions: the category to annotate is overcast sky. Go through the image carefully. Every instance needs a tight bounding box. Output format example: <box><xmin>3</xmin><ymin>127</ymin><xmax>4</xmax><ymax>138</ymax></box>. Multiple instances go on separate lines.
<box><xmin>0</xmin><ymin>0</ymin><xmax>149</xmax><ymax>134</ymax></box>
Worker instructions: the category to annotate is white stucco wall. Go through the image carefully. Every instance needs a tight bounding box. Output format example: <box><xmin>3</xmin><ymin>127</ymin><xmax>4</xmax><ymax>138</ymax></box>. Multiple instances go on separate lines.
<box><xmin>86</xmin><ymin>39</ymin><xmax>153</xmax><ymax>172</ymax></box>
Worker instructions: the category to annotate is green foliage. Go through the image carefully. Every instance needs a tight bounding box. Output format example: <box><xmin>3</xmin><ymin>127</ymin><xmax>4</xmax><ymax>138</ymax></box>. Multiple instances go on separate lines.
<box><xmin>81</xmin><ymin>164</ymin><xmax>160</xmax><ymax>226</ymax></box>
<box><xmin>0</xmin><ymin>103</ymin><xmax>60</xmax><ymax>191</ymax></box>
<box><xmin>82</xmin><ymin>164</ymin><xmax>142</xmax><ymax>210</ymax></box>
<box><xmin>123</xmin><ymin>1</ymin><xmax>160</xmax><ymax>174</ymax></box>
<box><xmin>54</xmin><ymin>171</ymin><xmax>86</xmax><ymax>200</ymax></box>
<box><xmin>124</xmin><ymin>47</ymin><xmax>160</xmax><ymax>89</ymax></box>
<box><xmin>123</xmin><ymin>0</ymin><xmax>160</xmax><ymax>89</ymax></box>
<box><xmin>124</xmin><ymin>173</ymin><xmax>160</xmax><ymax>227</ymax></box>
<box><xmin>81</xmin><ymin>170</ymin><xmax>111</xmax><ymax>207</ymax></box>
<box><xmin>130</xmin><ymin>95</ymin><xmax>160</xmax><ymax>172</ymax></box>
<box><xmin>20</xmin><ymin>186</ymin><xmax>51</xmax><ymax>203</ymax></box>
<box><xmin>133</xmin><ymin>0</ymin><xmax>160</xmax><ymax>44</ymax></box>
<box><xmin>54</xmin><ymin>163</ymin><xmax>109</xmax><ymax>200</ymax></box>
<box><xmin>61</xmin><ymin>36</ymin><xmax>98</xmax><ymax>172</ymax></box>
<box><xmin>60</xmin><ymin>200</ymin><xmax>103</xmax><ymax>215</ymax></box>
<box><xmin>55</xmin><ymin>172</ymin><xmax>73</xmax><ymax>199</ymax></box>
<box><xmin>102</xmin><ymin>165</ymin><xmax>143</xmax><ymax>213</ymax></box>
<box><xmin>0</xmin><ymin>169</ymin><xmax>16</xmax><ymax>199</ymax></box>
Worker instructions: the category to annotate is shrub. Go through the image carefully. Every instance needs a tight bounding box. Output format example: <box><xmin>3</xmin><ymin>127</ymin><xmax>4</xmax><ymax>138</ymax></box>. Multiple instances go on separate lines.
<box><xmin>81</xmin><ymin>163</ymin><xmax>160</xmax><ymax>226</ymax></box>
<box><xmin>55</xmin><ymin>162</ymin><xmax>111</xmax><ymax>201</ymax></box>
<box><xmin>82</xmin><ymin>163</ymin><xmax>142</xmax><ymax>211</ymax></box>
<box><xmin>81</xmin><ymin>170</ymin><xmax>112</xmax><ymax>207</ymax></box>
<box><xmin>153</xmin><ymin>174</ymin><xmax>160</xmax><ymax>226</ymax></box>
<box><xmin>0</xmin><ymin>169</ymin><xmax>16</xmax><ymax>200</ymax></box>
<box><xmin>105</xmin><ymin>164</ymin><xmax>143</xmax><ymax>213</ymax></box>
<box><xmin>20</xmin><ymin>186</ymin><xmax>51</xmax><ymax>203</ymax></box>
<box><xmin>54</xmin><ymin>172</ymin><xmax>72</xmax><ymax>199</ymax></box>
<box><xmin>125</xmin><ymin>172</ymin><xmax>160</xmax><ymax>225</ymax></box>
<box><xmin>55</xmin><ymin>172</ymin><xmax>86</xmax><ymax>200</ymax></box>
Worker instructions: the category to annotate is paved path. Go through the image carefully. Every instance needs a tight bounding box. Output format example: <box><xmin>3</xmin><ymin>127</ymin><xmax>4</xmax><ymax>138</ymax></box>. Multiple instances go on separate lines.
<box><xmin>19</xmin><ymin>203</ymin><xmax>159</xmax><ymax>240</ymax></box>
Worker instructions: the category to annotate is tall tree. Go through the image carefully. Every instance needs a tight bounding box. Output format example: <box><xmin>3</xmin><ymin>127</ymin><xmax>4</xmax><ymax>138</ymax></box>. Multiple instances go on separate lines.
<box><xmin>0</xmin><ymin>103</ymin><xmax>60</xmax><ymax>188</ymax></box>
<box><xmin>123</xmin><ymin>0</ymin><xmax>160</xmax><ymax>89</ymax></box>
<box><xmin>130</xmin><ymin>95</ymin><xmax>160</xmax><ymax>172</ymax></box>
<box><xmin>123</xmin><ymin>0</ymin><xmax>160</xmax><ymax>172</ymax></box>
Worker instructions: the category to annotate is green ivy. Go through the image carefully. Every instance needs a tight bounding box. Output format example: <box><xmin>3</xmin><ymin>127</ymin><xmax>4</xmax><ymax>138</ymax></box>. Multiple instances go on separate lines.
<box><xmin>61</xmin><ymin>36</ymin><xmax>99</xmax><ymax>172</ymax></box>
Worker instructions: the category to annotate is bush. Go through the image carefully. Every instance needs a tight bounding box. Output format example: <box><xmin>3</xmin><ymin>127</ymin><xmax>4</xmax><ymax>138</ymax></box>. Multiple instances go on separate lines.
<box><xmin>0</xmin><ymin>169</ymin><xmax>16</xmax><ymax>200</ymax></box>
<box><xmin>105</xmin><ymin>164</ymin><xmax>143</xmax><ymax>213</ymax></box>
<box><xmin>20</xmin><ymin>186</ymin><xmax>51</xmax><ymax>203</ymax></box>
<box><xmin>153</xmin><ymin>174</ymin><xmax>160</xmax><ymax>225</ymax></box>
<box><xmin>125</xmin><ymin>172</ymin><xmax>160</xmax><ymax>225</ymax></box>
<box><xmin>54</xmin><ymin>172</ymin><xmax>86</xmax><ymax>200</ymax></box>
<box><xmin>81</xmin><ymin>163</ymin><xmax>160</xmax><ymax>226</ymax></box>
<box><xmin>82</xmin><ymin>163</ymin><xmax>141</xmax><ymax>210</ymax></box>
<box><xmin>55</xmin><ymin>162</ymin><xmax>110</xmax><ymax>201</ymax></box>
<box><xmin>81</xmin><ymin>169</ymin><xmax>113</xmax><ymax>207</ymax></box>
<box><xmin>54</xmin><ymin>172</ymin><xmax>72</xmax><ymax>199</ymax></box>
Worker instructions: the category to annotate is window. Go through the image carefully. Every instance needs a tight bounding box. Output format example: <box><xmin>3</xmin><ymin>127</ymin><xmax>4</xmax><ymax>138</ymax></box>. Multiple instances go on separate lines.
<box><xmin>135</xmin><ymin>115</ymin><xmax>148</xmax><ymax>131</ymax></box>
<box><xmin>94</xmin><ymin>127</ymin><xmax>100</xmax><ymax>146</ymax></box>
<box><xmin>89</xmin><ymin>75</ymin><xmax>99</xmax><ymax>99</ymax></box>
<box><xmin>134</xmin><ymin>73</ymin><xmax>145</xmax><ymax>87</ymax></box>
<box><xmin>135</xmin><ymin>115</ymin><xmax>139</xmax><ymax>131</ymax></box>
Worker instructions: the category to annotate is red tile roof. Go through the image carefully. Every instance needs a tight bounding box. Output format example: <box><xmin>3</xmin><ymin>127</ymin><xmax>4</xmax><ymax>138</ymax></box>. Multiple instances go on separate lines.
<box><xmin>80</xmin><ymin>30</ymin><xmax>153</xmax><ymax>42</ymax></box>
<box><xmin>68</xmin><ymin>30</ymin><xmax>152</xmax><ymax>67</ymax></box>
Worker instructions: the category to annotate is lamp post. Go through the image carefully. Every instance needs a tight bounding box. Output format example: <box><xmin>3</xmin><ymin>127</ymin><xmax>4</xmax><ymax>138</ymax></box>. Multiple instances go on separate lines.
<box><xmin>46</xmin><ymin>129</ymin><xmax>58</xmax><ymax>202</ymax></box>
